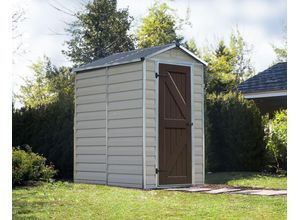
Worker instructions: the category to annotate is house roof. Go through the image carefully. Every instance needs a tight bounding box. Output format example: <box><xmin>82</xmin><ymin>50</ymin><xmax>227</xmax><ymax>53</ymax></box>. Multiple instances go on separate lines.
<box><xmin>73</xmin><ymin>43</ymin><xmax>207</xmax><ymax>72</ymax></box>
<box><xmin>238</xmin><ymin>62</ymin><xmax>287</xmax><ymax>94</ymax></box>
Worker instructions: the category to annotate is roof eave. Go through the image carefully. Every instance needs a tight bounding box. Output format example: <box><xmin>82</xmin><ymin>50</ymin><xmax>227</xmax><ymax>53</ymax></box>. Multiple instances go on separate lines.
<box><xmin>72</xmin><ymin>58</ymin><xmax>143</xmax><ymax>73</ymax></box>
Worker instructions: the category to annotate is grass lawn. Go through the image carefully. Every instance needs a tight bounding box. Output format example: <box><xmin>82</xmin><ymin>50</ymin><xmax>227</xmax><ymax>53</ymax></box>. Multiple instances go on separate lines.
<box><xmin>206</xmin><ymin>172</ymin><xmax>287</xmax><ymax>189</ymax></box>
<box><xmin>13</xmin><ymin>182</ymin><xmax>286</xmax><ymax>220</ymax></box>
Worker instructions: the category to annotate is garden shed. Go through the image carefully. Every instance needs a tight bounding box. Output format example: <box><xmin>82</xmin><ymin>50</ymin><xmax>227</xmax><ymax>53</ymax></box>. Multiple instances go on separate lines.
<box><xmin>72</xmin><ymin>43</ymin><xmax>207</xmax><ymax>189</ymax></box>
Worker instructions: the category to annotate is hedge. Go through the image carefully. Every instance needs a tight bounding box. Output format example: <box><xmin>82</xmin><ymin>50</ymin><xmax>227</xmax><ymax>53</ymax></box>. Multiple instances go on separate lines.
<box><xmin>12</xmin><ymin>99</ymin><xmax>73</xmax><ymax>179</ymax></box>
<box><xmin>205</xmin><ymin>92</ymin><xmax>265</xmax><ymax>172</ymax></box>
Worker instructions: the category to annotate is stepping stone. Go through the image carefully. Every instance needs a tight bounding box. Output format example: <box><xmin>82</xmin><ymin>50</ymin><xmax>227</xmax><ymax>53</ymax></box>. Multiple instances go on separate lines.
<box><xmin>205</xmin><ymin>188</ymin><xmax>241</xmax><ymax>194</ymax></box>
<box><xmin>186</xmin><ymin>188</ymin><xmax>212</xmax><ymax>192</ymax></box>
<box><xmin>165</xmin><ymin>187</ymin><xmax>212</xmax><ymax>192</ymax></box>
<box><xmin>233</xmin><ymin>189</ymin><xmax>287</xmax><ymax>196</ymax></box>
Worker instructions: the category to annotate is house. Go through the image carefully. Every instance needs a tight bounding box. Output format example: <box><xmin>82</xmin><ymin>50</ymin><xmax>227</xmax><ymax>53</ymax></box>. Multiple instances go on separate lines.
<box><xmin>238</xmin><ymin>62</ymin><xmax>287</xmax><ymax>115</ymax></box>
<box><xmin>72</xmin><ymin>43</ymin><xmax>207</xmax><ymax>189</ymax></box>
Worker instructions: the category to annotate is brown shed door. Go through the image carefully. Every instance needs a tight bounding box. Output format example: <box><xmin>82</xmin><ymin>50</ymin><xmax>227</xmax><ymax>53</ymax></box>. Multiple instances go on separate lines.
<box><xmin>158</xmin><ymin>63</ymin><xmax>192</xmax><ymax>185</ymax></box>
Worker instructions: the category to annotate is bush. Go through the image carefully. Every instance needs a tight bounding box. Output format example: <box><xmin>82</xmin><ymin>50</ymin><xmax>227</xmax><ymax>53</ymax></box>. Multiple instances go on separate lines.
<box><xmin>205</xmin><ymin>92</ymin><xmax>265</xmax><ymax>172</ymax></box>
<box><xmin>12</xmin><ymin>146</ymin><xmax>57</xmax><ymax>186</ymax></box>
<box><xmin>263</xmin><ymin>110</ymin><xmax>287</xmax><ymax>172</ymax></box>
<box><xmin>12</xmin><ymin>99</ymin><xmax>74</xmax><ymax>179</ymax></box>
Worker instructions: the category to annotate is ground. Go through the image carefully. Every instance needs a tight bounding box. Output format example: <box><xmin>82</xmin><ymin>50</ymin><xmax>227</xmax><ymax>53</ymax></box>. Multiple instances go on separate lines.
<box><xmin>13</xmin><ymin>172</ymin><xmax>286</xmax><ymax>220</ymax></box>
<box><xmin>206</xmin><ymin>172</ymin><xmax>287</xmax><ymax>189</ymax></box>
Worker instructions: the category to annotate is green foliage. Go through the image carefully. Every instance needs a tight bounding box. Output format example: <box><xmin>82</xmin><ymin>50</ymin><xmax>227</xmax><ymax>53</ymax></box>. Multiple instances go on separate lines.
<box><xmin>263</xmin><ymin>110</ymin><xmax>287</xmax><ymax>172</ymax></box>
<box><xmin>136</xmin><ymin>0</ymin><xmax>185</xmax><ymax>48</ymax></box>
<box><xmin>272</xmin><ymin>43</ymin><xmax>287</xmax><ymax>63</ymax></box>
<box><xmin>183</xmin><ymin>38</ymin><xmax>200</xmax><ymax>56</ymax></box>
<box><xmin>205</xmin><ymin>92</ymin><xmax>265</xmax><ymax>172</ymax></box>
<box><xmin>230</xmin><ymin>29</ymin><xmax>255</xmax><ymax>82</ymax></box>
<box><xmin>63</xmin><ymin>0</ymin><xmax>134</xmax><ymax>66</ymax></box>
<box><xmin>202</xmin><ymin>29</ymin><xmax>254</xmax><ymax>93</ymax></box>
<box><xmin>13</xmin><ymin>59</ymin><xmax>74</xmax><ymax>178</ymax></box>
<box><xmin>12</xmin><ymin>146</ymin><xmax>56</xmax><ymax>186</ymax></box>
<box><xmin>204</xmin><ymin>41</ymin><xmax>237</xmax><ymax>93</ymax></box>
<box><xmin>16</xmin><ymin>57</ymin><xmax>74</xmax><ymax>108</ymax></box>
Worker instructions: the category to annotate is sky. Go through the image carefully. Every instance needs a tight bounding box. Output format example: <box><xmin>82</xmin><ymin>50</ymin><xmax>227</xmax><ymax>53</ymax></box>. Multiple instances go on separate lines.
<box><xmin>12</xmin><ymin>0</ymin><xmax>287</xmax><ymax>99</ymax></box>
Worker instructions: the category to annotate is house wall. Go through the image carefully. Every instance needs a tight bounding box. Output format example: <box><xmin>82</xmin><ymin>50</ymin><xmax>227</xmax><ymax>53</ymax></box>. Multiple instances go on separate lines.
<box><xmin>144</xmin><ymin>48</ymin><xmax>205</xmax><ymax>188</ymax></box>
<box><xmin>74</xmin><ymin>62</ymin><xmax>144</xmax><ymax>188</ymax></box>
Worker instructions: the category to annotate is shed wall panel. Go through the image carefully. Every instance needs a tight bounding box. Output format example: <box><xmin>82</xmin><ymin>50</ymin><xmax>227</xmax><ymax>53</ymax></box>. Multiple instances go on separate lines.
<box><xmin>74</xmin><ymin>68</ymin><xmax>107</xmax><ymax>183</ymax></box>
<box><xmin>106</xmin><ymin>63</ymin><xmax>144</xmax><ymax>188</ymax></box>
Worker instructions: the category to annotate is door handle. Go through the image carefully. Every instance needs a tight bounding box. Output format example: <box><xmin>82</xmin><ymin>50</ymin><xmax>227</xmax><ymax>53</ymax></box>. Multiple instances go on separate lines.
<box><xmin>186</xmin><ymin>122</ymin><xmax>193</xmax><ymax>127</ymax></box>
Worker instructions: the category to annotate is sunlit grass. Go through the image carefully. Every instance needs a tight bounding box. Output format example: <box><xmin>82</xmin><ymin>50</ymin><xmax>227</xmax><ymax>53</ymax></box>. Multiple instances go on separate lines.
<box><xmin>13</xmin><ymin>181</ymin><xmax>286</xmax><ymax>220</ymax></box>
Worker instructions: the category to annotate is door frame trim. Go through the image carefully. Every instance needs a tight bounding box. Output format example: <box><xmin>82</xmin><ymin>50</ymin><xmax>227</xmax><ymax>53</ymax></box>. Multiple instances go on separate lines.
<box><xmin>153</xmin><ymin>59</ymin><xmax>195</xmax><ymax>187</ymax></box>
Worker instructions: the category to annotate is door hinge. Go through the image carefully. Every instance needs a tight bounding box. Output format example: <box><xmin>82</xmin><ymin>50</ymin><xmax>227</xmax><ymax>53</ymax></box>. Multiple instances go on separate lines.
<box><xmin>156</xmin><ymin>168</ymin><xmax>167</xmax><ymax>174</ymax></box>
<box><xmin>155</xmin><ymin>72</ymin><xmax>167</xmax><ymax>78</ymax></box>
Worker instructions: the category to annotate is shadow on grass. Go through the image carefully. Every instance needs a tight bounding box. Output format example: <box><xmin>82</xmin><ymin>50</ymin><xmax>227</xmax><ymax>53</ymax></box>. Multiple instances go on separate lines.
<box><xmin>205</xmin><ymin>172</ymin><xmax>260</xmax><ymax>184</ymax></box>
<box><xmin>205</xmin><ymin>172</ymin><xmax>286</xmax><ymax>185</ymax></box>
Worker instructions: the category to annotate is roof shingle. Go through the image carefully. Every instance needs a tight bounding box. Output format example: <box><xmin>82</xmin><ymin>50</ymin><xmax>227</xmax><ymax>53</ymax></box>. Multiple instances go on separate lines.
<box><xmin>238</xmin><ymin>62</ymin><xmax>287</xmax><ymax>94</ymax></box>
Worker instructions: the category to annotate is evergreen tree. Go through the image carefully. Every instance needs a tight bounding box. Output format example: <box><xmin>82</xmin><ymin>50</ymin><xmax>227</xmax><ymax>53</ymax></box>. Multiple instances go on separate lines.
<box><xmin>63</xmin><ymin>0</ymin><xmax>134</xmax><ymax>66</ymax></box>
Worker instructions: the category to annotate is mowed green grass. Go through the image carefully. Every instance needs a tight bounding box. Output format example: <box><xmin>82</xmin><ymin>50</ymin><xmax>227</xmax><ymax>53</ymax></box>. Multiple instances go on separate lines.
<box><xmin>13</xmin><ymin>182</ymin><xmax>286</xmax><ymax>220</ymax></box>
<box><xmin>206</xmin><ymin>172</ymin><xmax>287</xmax><ymax>189</ymax></box>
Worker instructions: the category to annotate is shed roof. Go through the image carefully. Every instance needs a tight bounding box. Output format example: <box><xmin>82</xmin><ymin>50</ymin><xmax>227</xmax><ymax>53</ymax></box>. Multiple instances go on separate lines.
<box><xmin>237</xmin><ymin>62</ymin><xmax>287</xmax><ymax>94</ymax></box>
<box><xmin>73</xmin><ymin>43</ymin><xmax>207</xmax><ymax>72</ymax></box>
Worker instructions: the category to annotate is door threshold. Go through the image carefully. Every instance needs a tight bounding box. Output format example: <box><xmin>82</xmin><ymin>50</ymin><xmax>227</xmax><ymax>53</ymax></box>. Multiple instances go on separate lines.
<box><xmin>156</xmin><ymin>184</ymin><xmax>193</xmax><ymax>189</ymax></box>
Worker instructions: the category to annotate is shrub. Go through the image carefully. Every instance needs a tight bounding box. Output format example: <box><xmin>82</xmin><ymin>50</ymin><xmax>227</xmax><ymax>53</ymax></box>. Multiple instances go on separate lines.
<box><xmin>12</xmin><ymin>99</ymin><xmax>74</xmax><ymax>178</ymax></box>
<box><xmin>205</xmin><ymin>92</ymin><xmax>265</xmax><ymax>172</ymax></box>
<box><xmin>263</xmin><ymin>110</ymin><xmax>287</xmax><ymax>172</ymax></box>
<box><xmin>12</xmin><ymin>146</ymin><xmax>57</xmax><ymax>186</ymax></box>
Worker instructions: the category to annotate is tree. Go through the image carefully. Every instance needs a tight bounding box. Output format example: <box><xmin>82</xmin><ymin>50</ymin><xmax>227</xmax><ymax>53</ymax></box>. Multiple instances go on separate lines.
<box><xmin>12</xmin><ymin>3</ymin><xmax>26</xmax><ymax>56</ymax></box>
<box><xmin>136</xmin><ymin>1</ymin><xmax>185</xmax><ymax>48</ymax></box>
<box><xmin>16</xmin><ymin>57</ymin><xmax>74</xmax><ymax>108</ymax></box>
<box><xmin>183</xmin><ymin>38</ymin><xmax>200</xmax><ymax>56</ymax></box>
<box><xmin>63</xmin><ymin>0</ymin><xmax>135</xmax><ymax>66</ymax></box>
<box><xmin>272</xmin><ymin>42</ymin><xmax>287</xmax><ymax>63</ymax></box>
<box><xmin>204</xmin><ymin>40</ymin><xmax>237</xmax><ymax>93</ymax></box>
<box><xmin>202</xmin><ymin>30</ymin><xmax>255</xmax><ymax>93</ymax></box>
<box><xmin>230</xmin><ymin>29</ymin><xmax>255</xmax><ymax>82</ymax></box>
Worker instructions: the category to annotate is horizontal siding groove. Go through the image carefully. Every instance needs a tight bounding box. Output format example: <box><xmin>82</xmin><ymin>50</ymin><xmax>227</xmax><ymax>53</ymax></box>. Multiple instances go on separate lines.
<box><xmin>107</xmin><ymin>117</ymin><xmax>142</xmax><ymax>121</ymax></box>
<box><xmin>76</xmin><ymin>75</ymin><xmax>104</xmax><ymax>81</ymax></box>
<box><xmin>76</xmin><ymin>135</ymin><xmax>105</xmax><ymax>138</ymax></box>
<box><xmin>76</xmin><ymin>162</ymin><xmax>106</xmax><ymax>164</ymax></box>
<box><xmin>76</xmin><ymin>127</ymin><xmax>106</xmax><ymax>131</ymax></box>
<box><xmin>108</xmin><ymin>106</ymin><xmax>143</xmax><ymax>111</ymax></box>
<box><xmin>107</xmin><ymin>136</ymin><xmax>142</xmax><ymax>139</ymax></box>
<box><xmin>76</xmin><ymin>101</ymin><xmax>106</xmax><ymax>106</ymax></box>
<box><xmin>108</xmin><ymin>107</ymin><xmax>141</xmax><ymax>113</ymax></box>
<box><xmin>76</xmin><ymin>118</ymin><xmax>105</xmax><ymax>123</ymax></box>
<box><xmin>75</xmin><ymin>170</ymin><xmax>106</xmax><ymax>173</ymax></box>
<box><xmin>108</xmin><ymin>69</ymin><xmax>142</xmax><ymax>76</ymax></box>
<box><xmin>76</xmin><ymin>82</ymin><xmax>106</xmax><ymax>89</ymax></box>
<box><xmin>108</xmin><ymin>79</ymin><xmax>142</xmax><ymax>86</ymax></box>
<box><xmin>108</xmin><ymin>98</ymin><xmax>142</xmax><ymax>103</ymax></box>
<box><xmin>74</xmin><ymin>179</ymin><xmax>106</xmax><ymax>183</ymax></box>
<box><xmin>76</xmin><ymin>110</ymin><xmax>105</xmax><ymax>115</ymax></box>
<box><xmin>76</xmin><ymin>145</ymin><xmax>106</xmax><ymax>148</ymax></box>
<box><xmin>76</xmin><ymin>92</ymin><xmax>104</xmax><ymax>98</ymax></box>
<box><xmin>108</xmin><ymin>88</ymin><xmax>143</xmax><ymax>94</ymax></box>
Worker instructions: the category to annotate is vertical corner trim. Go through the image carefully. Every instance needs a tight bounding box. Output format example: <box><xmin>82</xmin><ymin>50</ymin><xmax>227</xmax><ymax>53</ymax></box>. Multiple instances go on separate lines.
<box><xmin>202</xmin><ymin>64</ymin><xmax>206</xmax><ymax>184</ymax></box>
<box><xmin>142</xmin><ymin>60</ymin><xmax>147</xmax><ymax>189</ymax></box>
<box><xmin>105</xmin><ymin>67</ymin><xmax>109</xmax><ymax>185</ymax></box>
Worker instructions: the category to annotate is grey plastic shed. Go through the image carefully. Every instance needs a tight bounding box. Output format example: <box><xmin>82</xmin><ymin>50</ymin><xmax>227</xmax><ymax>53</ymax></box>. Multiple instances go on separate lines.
<box><xmin>73</xmin><ymin>43</ymin><xmax>207</xmax><ymax>189</ymax></box>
